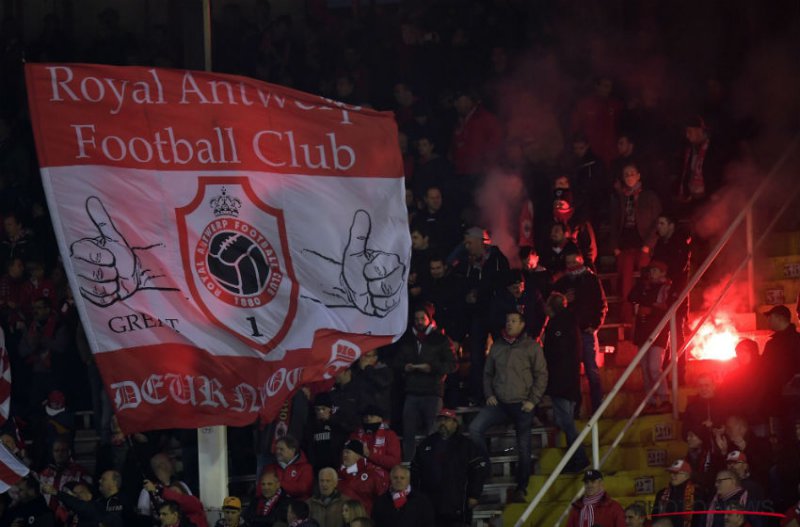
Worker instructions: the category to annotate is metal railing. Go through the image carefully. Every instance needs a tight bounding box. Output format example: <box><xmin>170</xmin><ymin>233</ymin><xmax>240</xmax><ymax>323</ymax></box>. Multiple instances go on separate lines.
<box><xmin>514</xmin><ymin>136</ymin><xmax>800</xmax><ymax>527</ymax></box>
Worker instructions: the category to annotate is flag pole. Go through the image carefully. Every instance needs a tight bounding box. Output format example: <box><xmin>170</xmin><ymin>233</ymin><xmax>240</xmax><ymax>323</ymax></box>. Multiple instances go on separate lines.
<box><xmin>198</xmin><ymin>2</ymin><xmax>228</xmax><ymax>525</ymax></box>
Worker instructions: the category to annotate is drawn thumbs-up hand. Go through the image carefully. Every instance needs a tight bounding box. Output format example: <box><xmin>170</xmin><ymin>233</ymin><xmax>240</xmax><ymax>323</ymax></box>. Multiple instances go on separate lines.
<box><xmin>69</xmin><ymin>196</ymin><xmax>177</xmax><ymax>307</ymax></box>
<box><xmin>340</xmin><ymin>210</ymin><xmax>406</xmax><ymax>317</ymax></box>
<box><xmin>302</xmin><ymin>209</ymin><xmax>406</xmax><ymax>318</ymax></box>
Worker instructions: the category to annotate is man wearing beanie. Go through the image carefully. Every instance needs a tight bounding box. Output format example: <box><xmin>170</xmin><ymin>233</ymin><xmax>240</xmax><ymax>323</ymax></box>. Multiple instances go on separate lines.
<box><xmin>336</xmin><ymin>440</ymin><xmax>388</xmax><ymax>514</ymax></box>
<box><xmin>566</xmin><ymin>470</ymin><xmax>625</xmax><ymax>527</ymax></box>
<box><xmin>652</xmin><ymin>459</ymin><xmax>707</xmax><ymax>527</ymax></box>
<box><xmin>305</xmin><ymin>392</ymin><xmax>351</xmax><ymax>474</ymax></box>
<box><xmin>411</xmin><ymin>409</ymin><xmax>487</xmax><ymax>526</ymax></box>
<box><xmin>396</xmin><ymin>301</ymin><xmax>455</xmax><ymax>461</ymax></box>
<box><xmin>349</xmin><ymin>405</ymin><xmax>401</xmax><ymax>475</ymax></box>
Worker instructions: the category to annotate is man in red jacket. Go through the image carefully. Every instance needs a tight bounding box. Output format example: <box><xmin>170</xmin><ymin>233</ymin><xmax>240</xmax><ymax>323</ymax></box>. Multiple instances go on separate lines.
<box><xmin>265</xmin><ymin>435</ymin><xmax>314</xmax><ymax>500</ymax></box>
<box><xmin>449</xmin><ymin>89</ymin><xmax>503</xmax><ymax>177</ymax></box>
<box><xmin>349</xmin><ymin>406</ymin><xmax>401</xmax><ymax>474</ymax></box>
<box><xmin>566</xmin><ymin>470</ymin><xmax>625</xmax><ymax>527</ymax></box>
<box><xmin>337</xmin><ymin>439</ymin><xmax>388</xmax><ymax>514</ymax></box>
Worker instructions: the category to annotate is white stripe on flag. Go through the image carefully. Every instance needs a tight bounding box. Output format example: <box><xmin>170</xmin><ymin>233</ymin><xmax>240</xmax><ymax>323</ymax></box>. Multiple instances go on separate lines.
<box><xmin>0</xmin><ymin>442</ymin><xmax>28</xmax><ymax>494</ymax></box>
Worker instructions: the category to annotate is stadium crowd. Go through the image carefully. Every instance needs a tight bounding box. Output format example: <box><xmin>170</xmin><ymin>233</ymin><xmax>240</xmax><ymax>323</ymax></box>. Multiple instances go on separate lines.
<box><xmin>0</xmin><ymin>1</ymin><xmax>799</xmax><ymax>526</ymax></box>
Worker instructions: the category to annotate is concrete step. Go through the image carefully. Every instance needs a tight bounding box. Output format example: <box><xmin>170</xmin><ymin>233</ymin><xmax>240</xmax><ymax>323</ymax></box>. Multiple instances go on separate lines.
<box><xmin>765</xmin><ymin>230</ymin><xmax>800</xmax><ymax>257</ymax></box>
<box><xmin>539</xmin><ymin>440</ymin><xmax>686</xmax><ymax>474</ymax></box>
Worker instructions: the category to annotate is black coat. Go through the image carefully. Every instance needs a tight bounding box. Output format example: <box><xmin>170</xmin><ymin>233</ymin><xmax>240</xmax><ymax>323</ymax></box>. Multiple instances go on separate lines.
<box><xmin>396</xmin><ymin>327</ymin><xmax>455</xmax><ymax>397</ymax></box>
<box><xmin>411</xmin><ymin>432</ymin><xmax>487</xmax><ymax>522</ymax></box>
<box><xmin>489</xmin><ymin>288</ymin><xmax>546</xmax><ymax>341</ymax></box>
<box><xmin>371</xmin><ymin>490</ymin><xmax>435</xmax><ymax>527</ymax></box>
<box><xmin>4</xmin><ymin>496</ymin><xmax>55</xmax><ymax>527</ymax></box>
<box><xmin>56</xmin><ymin>492</ymin><xmax>127</xmax><ymax>527</ymax></box>
<box><xmin>350</xmin><ymin>362</ymin><xmax>394</xmax><ymax>418</ymax></box>
<box><xmin>244</xmin><ymin>491</ymin><xmax>289</xmax><ymax>527</ymax></box>
<box><xmin>543</xmin><ymin>309</ymin><xmax>582</xmax><ymax>402</ymax></box>
<box><xmin>652</xmin><ymin>480</ymin><xmax>707</xmax><ymax>527</ymax></box>
<box><xmin>652</xmin><ymin>230</ymin><xmax>691</xmax><ymax>292</ymax></box>
<box><xmin>553</xmin><ymin>269</ymin><xmax>607</xmax><ymax>331</ymax></box>
<box><xmin>760</xmin><ymin>324</ymin><xmax>800</xmax><ymax>410</ymax></box>
<box><xmin>421</xmin><ymin>273</ymin><xmax>468</xmax><ymax>341</ymax></box>
<box><xmin>628</xmin><ymin>278</ymin><xmax>675</xmax><ymax>347</ymax></box>
<box><xmin>304</xmin><ymin>417</ymin><xmax>349</xmax><ymax>475</ymax></box>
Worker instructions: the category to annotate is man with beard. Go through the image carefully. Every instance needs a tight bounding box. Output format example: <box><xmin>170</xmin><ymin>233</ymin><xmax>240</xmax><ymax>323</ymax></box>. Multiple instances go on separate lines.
<box><xmin>411</xmin><ymin>409</ymin><xmax>487</xmax><ymax>526</ymax></box>
<box><xmin>652</xmin><ymin>459</ymin><xmax>707</xmax><ymax>527</ymax></box>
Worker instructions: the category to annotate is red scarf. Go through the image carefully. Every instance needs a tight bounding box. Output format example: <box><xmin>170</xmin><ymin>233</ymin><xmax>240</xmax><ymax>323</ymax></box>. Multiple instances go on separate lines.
<box><xmin>412</xmin><ymin>323</ymin><xmax>436</xmax><ymax>345</ymax></box>
<box><xmin>354</xmin><ymin>423</ymin><xmax>389</xmax><ymax>455</ymax></box>
<box><xmin>660</xmin><ymin>481</ymin><xmax>696</xmax><ymax>527</ymax></box>
<box><xmin>259</xmin><ymin>488</ymin><xmax>283</xmax><ymax>516</ymax></box>
<box><xmin>392</xmin><ymin>486</ymin><xmax>411</xmax><ymax>509</ymax></box>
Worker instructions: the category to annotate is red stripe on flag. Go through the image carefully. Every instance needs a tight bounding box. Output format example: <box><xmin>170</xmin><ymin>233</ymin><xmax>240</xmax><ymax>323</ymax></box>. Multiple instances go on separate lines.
<box><xmin>0</xmin><ymin>442</ymin><xmax>29</xmax><ymax>493</ymax></box>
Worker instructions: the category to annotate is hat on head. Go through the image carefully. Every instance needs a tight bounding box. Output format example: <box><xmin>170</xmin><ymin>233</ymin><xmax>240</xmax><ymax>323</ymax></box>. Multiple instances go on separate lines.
<box><xmin>45</xmin><ymin>390</ymin><xmax>66</xmax><ymax>417</ymax></box>
<box><xmin>583</xmin><ymin>469</ymin><xmax>603</xmax><ymax>482</ymax></box>
<box><xmin>314</xmin><ymin>393</ymin><xmax>333</xmax><ymax>408</ymax></box>
<box><xmin>726</xmin><ymin>450</ymin><xmax>747</xmax><ymax>464</ymax></box>
<box><xmin>437</xmin><ymin>408</ymin><xmax>458</xmax><ymax>420</ymax></box>
<box><xmin>666</xmin><ymin>459</ymin><xmax>692</xmax><ymax>474</ymax></box>
<box><xmin>222</xmin><ymin>496</ymin><xmax>241</xmax><ymax>510</ymax></box>
<box><xmin>343</xmin><ymin>440</ymin><xmax>365</xmax><ymax>457</ymax></box>
<box><xmin>764</xmin><ymin>305</ymin><xmax>791</xmax><ymax>320</ymax></box>
<box><xmin>361</xmin><ymin>404</ymin><xmax>385</xmax><ymax>419</ymax></box>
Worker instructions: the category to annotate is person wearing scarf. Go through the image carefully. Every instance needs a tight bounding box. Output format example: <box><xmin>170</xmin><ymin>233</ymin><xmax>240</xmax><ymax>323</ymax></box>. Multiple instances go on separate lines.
<box><xmin>371</xmin><ymin>465</ymin><xmax>434</xmax><ymax>527</ymax></box>
<box><xmin>397</xmin><ymin>302</ymin><xmax>456</xmax><ymax>461</ymax></box>
<box><xmin>264</xmin><ymin>436</ymin><xmax>313</xmax><ymax>500</ymax></box>
<box><xmin>610</xmin><ymin>163</ymin><xmax>662</xmax><ymax>328</ymax></box>
<box><xmin>336</xmin><ymin>440</ymin><xmax>388</xmax><ymax>515</ymax></box>
<box><xmin>704</xmin><ymin>470</ymin><xmax>757</xmax><ymax>527</ymax></box>
<box><xmin>566</xmin><ymin>470</ymin><xmax>625</xmax><ymax>527</ymax></box>
<box><xmin>243</xmin><ymin>470</ymin><xmax>289</xmax><ymax>526</ymax></box>
<box><xmin>349</xmin><ymin>407</ymin><xmax>401</xmax><ymax>475</ymax></box>
<box><xmin>653</xmin><ymin>459</ymin><xmax>707</xmax><ymax>527</ymax></box>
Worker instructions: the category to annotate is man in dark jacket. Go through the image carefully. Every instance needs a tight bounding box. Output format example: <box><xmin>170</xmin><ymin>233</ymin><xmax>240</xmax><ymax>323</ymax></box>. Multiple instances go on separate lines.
<box><xmin>554</xmin><ymin>251</ymin><xmax>608</xmax><ymax>413</ymax></box>
<box><xmin>411</xmin><ymin>409</ymin><xmax>487</xmax><ymax>526</ymax></box>
<box><xmin>760</xmin><ymin>305</ymin><xmax>800</xmax><ymax>433</ymax></box>
<box><xmin>6</xmin><ymin>476</ymin><xmax>56</xmax><ymax>527</ymax></box>
<box><xmin>44</xmin><ymin>469</ymin><xmax>127</xmax><ymax>527</ymax></box>
<box><xmin>304</xmin><ymin>392</ymin><xmax>353</xmax><ymax>475</ymax></box>
<box><xmin>244</xmin><ymin>470</ymin><xmax>289</xmax><ymax>526</ymax></box>
<box><xmin>371</xmin><ymin>465</ymin><xmax>434</xmax><ymax>527</ymax></box>
<box><xmin>543</xmin><ymin>292</ymin><xmax>590</xmax><ymax>472</ymax></box>
<box><xmin>396</xmin><ymin>302</ymin><xmax>455</xmax><ymax>461</ymax></box>
<box><xmin>488</xmin><ymin>270</ymin><xmax>546</xmax><ymax>341</ymax></box>
<box><xmin>539</xmin><ymin>222</ymin><xmax>580</xmax><ymax>278</ymax></box>
<box><xmin>421</xmin><ymin>254</ymin><xmax>468</xmax><ymax>346</ymax></box>
<box><xmin>565</xmin><ymin>470</ymin><xmax>625</xmax><ymax>527</ymax></box>
<box><xmin>349</xmin><ymin>349</ymin><xmax>393</xmax><ymax>420</ymax></box>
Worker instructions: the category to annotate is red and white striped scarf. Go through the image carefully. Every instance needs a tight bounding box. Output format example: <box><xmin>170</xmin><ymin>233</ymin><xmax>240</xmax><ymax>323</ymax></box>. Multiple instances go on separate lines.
<box><xmin>578</xmin><ymin>491</ymin><xmax>604</xmax><ymax>527</ymax></box>
<box><xmin>392</xmin><ymin>485</ymin><xmax>411</xmax><ymax>509</ymax></box>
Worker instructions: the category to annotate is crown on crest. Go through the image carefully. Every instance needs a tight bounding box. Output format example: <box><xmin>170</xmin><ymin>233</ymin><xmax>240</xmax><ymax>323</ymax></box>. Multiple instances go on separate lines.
<box><xmin>209</xmin><ymin>187</ymin><xmax>242</xmax><ymax>217</ymax></box>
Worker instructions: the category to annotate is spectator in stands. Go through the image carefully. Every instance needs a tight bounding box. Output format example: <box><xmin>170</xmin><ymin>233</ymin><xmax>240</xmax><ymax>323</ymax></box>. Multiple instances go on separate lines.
<box><xmin>704</xmin><ymin>470</ymin><xmax>759</xmax><ymax>527</ymax></box>
<box><xmin>307</xmin><ymin>468</ymin><xmax>344</xmax><ymax>527</ymax></box>
<box><xmin>449</xmin><ymin>88</ymin><xmax>503</xmax><ymax>179</ymax></box>
<box><xmin>717</xmin><ymin>340</ymin><xmax>763</xmax><ymax>426</ymax></box>
<box><xmin>287</xmin><ymin>500</ymin><xmax>319</xmax><ymax>527</ymax></box>
<box><xmin>455</xmin><ymin>226</ymin><xmax>510</xmax><ymax>404</ymax></box>
<box><xmin>468</xmin><ymin>311</ymin><xmax>548</xmax><ymax>503</ymax></box>
<box><xmin>244</xmin><ymin>469</ymin><xmax>289</xmax><ymax>526</ymax></box>
<box><xmin>411</xmin><ymin>408</ymin><xmax>487</xmax><ymax>526</ymax></box>
<box><xmin>489</xmin><ymin>270</ymin><xmax>546</xmax><ymax>341</ymax></box>
<box><xmin>775</xmin><ymin>417</ymin><xmax>800</xmax><ymax>515</ymax></box>
<box><xmin>543</xmin><ymin>292</ymin><xmax>591</xmax><ymax>473</ymax></box>
<box><xmin>46</xmin><ymin>469</ymin><xmax>126</xmax><ymax>527</ymax></box>
<box><xmin>34</xmin><ymin>389</ymin><xmax>75</xmax><ymax>465</ymax></box>
<box><xmin>684</xmin><ymin>424</ymin><xmax>718</xmax><ymax>490</ymax></box>
<box><xmin>326</xmin><ymin>370</ymin><xmax>360</xmax><ymax>438</ymax></box>
<box><xmin>18</xmin><ymin>297</ymin><xmax>68</xmax><ymax>415</ymax></box>
<box><xmin>651</xmin><ymin>213</ymin><xmax>691</xmax><ymax>384</ymax></box>
<box><xmin>565</xmin><ymin>470</ymin><xmax>625</xmax><ymax>527</ymax></box>
<box><xmin>341</xmin><ymin>499</ymin><xmax>367</xmax><ymax>527</ymax></box>
<box><xmin>683</xmin><ymin>374</ymin><xmax>725</xmax><ymax>434</ymax></box>
<box><xmin>611</xmin><ymin>162</ymin><xmax>662</xmax><ymax>328</ymax></box>
<box><xmin>137</xmin><ymin>452</ymin><xmax>192</xmax><ymax>518</ymax></box>
<box><xmin>713</xmin><ymin>416</ymin><xmax>771</xmax><ymax>486</ymax></box>
<box><xmin>39</xmin><ymin>436</ymin><xmax>91</xmax><ymax>514</ymax></box>
<box><xmin>0</xmin><ymin>212</ymin><xmax>37</xmax><ymax>271</ymax></box>
<box><xmin>760</xmin><ymin>305</ymin><xmax>800</xmax><ymax>437</ymax></box>
<box><xmin>553</xmin><ymin>251</ymin><xmax>608</xmax><ymax>413</ymax></box>
<box><xmin>723</xmin><ymin>507</ymin><xmax>753</xmax><ymax>527</ymax></box>
<box><xmin>266</xmin><ymin>436</ymin><xmax>314</xmax><ymax>500</ymax></box>
<box><xmin>0</xmin><ymin>256</ymin><xmax>28</xmax><ymax>336</ymax></box>
<box><xmin>337</xmin><ymin>440</ymin><xmax>388</xmax><ymax>514</ymax></box>
<box><xmin>421</xmin><ymin>253</ymin><xmax>468</xmax><ymax>348</ymax></box>
<box><xmin>396</xmin><ymin>302</ymin><xmax>455</xmax><ymax>461</ymax></box>
<box><xmin>371</xmin><ymin>465</ymin><xmax>434</xmax><ymax>526</ymax></box>
<box><xmin>623</xmin><ymin>502</ymin><xmax>647</xmax><ymax>527</ymax></box>
<box><xmin>408</xmin><ymin>223</ymin><xmax>432</xmax><ymax>300</ymax></box>
<box><xmin>520</xmin><ymin>247</ymin><xmax>553</xmax><ymax>300</ymax></box>
<box><xmin>416</xmin><ymin>187</ymin><xmax>460</xmax><ymax>254</ymax></box>
<box><xmin>216</xmin><ymin>496</ymin><xmax>246</xmax><ymax>527</ymax></box>
<box><xmin>610</xmin><ymin>133</ymin><xmax>641</xmax><ymax>191</ymax></box>
<box><xmin>350</xmin><ymin>349</ymin><xmax>393</xmax><ymax>421</ymax></box>
<box><xmin>43</xmin><ymin>479</ymin><xmax>92</xmax><ymax>526</ymax></box>
<box><xmin>539</xmin><ymin>222</ymin><xmax>580</xmax><ymax>278</ymax></box>
<box><xmin>412</xmin><ymin>132</ymin><xmax>453</xmax><ymax>200</ymax></box>
<box><xmin>570</xmin><ymin>76</ymin><xmax>623</xmax><ymax>167</ymax></box>
<box><xmin>349</xmin><ymin>406</ymin><xmax>401</xmax><ymax>474</ymax></box>
<box><xmin>145</xmin><ymin>479</ymin><xmax>209</xmax><ymax>527</ymax></box>
<box><xmin>628</xmin><ymin>261</ymin><xmax>676</xmax><ymax>413</ymax></box>
<box><xmin>550</xmin><ymin>188</ymin><xmax>598</xmax><ymax>270</ymax></box>
<box><xmin>676</xmin><ymin>116</ymin><xmax>723</xmax><ymax>206</ymax></box>
<box><xmin>652</xmin><ymin>459</ymin><xmax>707</xmax><ymax>527</ymax></box>
<box><xmin>725</xmin><ymin>451</ymin><xmax>766</xmax><ymax>504</ymax></box>
<box><xmin>568</xmin><ymin>138</ymin><xmax>610</xmax><ymax>228</ymax></box>
<box><xmin>157</xmin><ymin>500</ymin><xmax>192</xmax><ymax>527</ymax></box>
<box><xmin>7</xmin><ymin>476</ymin><xmax>55</xmax><ymax>526</ymax></box>
<box><xmin>305</xmin><ymin>393</ymin><xmax>350</xmax><ymax>475</ymax></box>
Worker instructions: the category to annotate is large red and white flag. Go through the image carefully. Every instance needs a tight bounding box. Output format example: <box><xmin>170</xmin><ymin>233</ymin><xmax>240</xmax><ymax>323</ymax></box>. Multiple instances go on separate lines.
<box><xmin>25</xmin><ymin>64</ymin><xmax>409</xmax><ymax>433</ymax></box>
<box><xmin>0</xmin><ymin>442</ymin><xmax>28</xmax><ymax>493</ymax></box>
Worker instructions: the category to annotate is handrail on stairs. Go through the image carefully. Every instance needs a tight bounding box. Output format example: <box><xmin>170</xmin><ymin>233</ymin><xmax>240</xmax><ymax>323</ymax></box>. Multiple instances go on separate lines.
<box><xmin>514</xmin><ymin>135</ymin><xmax>800</xmax><ymax>527</ymax></box>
